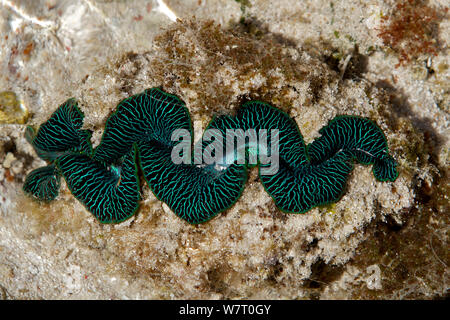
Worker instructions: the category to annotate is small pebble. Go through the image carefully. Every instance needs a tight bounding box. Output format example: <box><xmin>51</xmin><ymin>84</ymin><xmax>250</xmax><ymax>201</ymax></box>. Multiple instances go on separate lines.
<box><xmin>3</xmin><ymin>152</ymin><xmax>16</xmax><ymax>169</ymax></box>
<box><xmin>11</xmin><ymin>160</ymin><xmax>23</xmax><ymax>175</ymax></box>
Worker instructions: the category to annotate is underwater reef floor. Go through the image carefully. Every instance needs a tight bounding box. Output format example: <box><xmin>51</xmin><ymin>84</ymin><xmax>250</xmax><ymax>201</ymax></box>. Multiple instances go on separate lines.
<box><xmin>0</xmin><ymin>0</ymin><xmax>448</xmax><ymax>299</ymax></box>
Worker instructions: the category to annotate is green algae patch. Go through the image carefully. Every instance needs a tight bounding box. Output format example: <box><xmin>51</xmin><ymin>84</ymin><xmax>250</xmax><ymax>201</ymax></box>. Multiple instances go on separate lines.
<box><xmin>0</xmin><ymin>91</ymin><xmax>29</xmax><ymax>124</ymax></box>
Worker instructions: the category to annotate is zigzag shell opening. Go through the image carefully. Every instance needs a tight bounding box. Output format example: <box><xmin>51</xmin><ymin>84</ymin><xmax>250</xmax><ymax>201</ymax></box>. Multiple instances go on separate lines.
<box><xmin>24</xmin><ymin>88</ymin><xmax>398</xmax><ymax>224</ymax></box>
